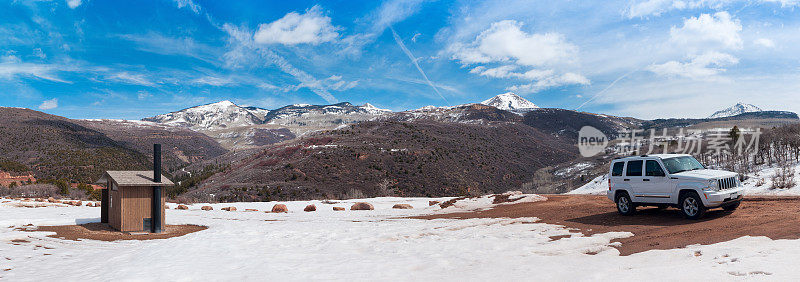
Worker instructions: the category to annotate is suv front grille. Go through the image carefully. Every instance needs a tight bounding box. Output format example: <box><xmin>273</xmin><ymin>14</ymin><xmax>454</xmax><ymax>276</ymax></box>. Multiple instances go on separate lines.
<box><xmin>718</xmin><ymin>177</ymin><xmax>738</xmax><ymax>190</ymax></box>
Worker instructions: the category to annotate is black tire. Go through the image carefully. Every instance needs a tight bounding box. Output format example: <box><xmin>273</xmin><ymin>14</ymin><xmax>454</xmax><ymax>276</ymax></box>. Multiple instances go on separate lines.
<box><xmin>679</xmin><ymin>192</ymin><xmax>706</xmax><ymax>219</ymax></box>
<box><xmin>723</xmin><ymin>201</ymin><xmax>741</xmax><ymax>211</ymax></box>
<box><xmin>615</xmin><ymin>192</ymin><xmax>636</xmax><ymax>216</ymax></box>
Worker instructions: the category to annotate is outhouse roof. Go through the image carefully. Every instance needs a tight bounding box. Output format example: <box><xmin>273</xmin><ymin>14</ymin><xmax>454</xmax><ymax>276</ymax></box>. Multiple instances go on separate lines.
<box><xmin>97</xmin><ymin>171</ymin><xmax>174</xmax><ymax>187</ymax></box>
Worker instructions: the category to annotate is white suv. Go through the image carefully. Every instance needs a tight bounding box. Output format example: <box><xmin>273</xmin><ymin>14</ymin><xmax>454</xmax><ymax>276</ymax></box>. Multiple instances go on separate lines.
<box><xmin>606</xmin><ymin>154</ymin><xmax>744</xmax><ymax>219</ymax></box>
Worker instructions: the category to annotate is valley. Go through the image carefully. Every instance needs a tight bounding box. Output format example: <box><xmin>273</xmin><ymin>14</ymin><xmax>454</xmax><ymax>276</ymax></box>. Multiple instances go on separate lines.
<box><xmin>2</xmin><ymin>94</ymin><xmax>798</xmax><ymax>202</ymax></box>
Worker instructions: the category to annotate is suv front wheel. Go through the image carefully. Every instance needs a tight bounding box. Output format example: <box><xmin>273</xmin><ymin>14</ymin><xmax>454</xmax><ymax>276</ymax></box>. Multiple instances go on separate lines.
<box><xmin>680</xmin><ymin>192</ymin><xmax>706</xmax><ymax>219</ymax></box>
<box><xmin>615</xmin><ymin>192</ymin><xmax>636</xmax><ymax>216</ymax></box>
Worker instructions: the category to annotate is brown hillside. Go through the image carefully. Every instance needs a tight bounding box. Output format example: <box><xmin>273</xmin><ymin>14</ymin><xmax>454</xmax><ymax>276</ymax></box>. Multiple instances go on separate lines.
<box><xmin>184</xmin><ymin>120</ymin><xmax>579</xmax><ymax>202</ymax></box>
<box><xmin>0</xmin><ymin>107</ymin><xmax>149</xmax><ymax>182</ymax></box>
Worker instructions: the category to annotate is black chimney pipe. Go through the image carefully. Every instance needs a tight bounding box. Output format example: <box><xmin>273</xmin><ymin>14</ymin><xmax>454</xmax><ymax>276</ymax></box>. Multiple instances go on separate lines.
<box><xmin>152</xmin><ymin>144</ymin><xmax>162</xmax><ymax>233</ymax></box>
<box><xmin>153</xmin><ymin>144</ymin><xmax>161</xmax><ymax>183</ymax></box>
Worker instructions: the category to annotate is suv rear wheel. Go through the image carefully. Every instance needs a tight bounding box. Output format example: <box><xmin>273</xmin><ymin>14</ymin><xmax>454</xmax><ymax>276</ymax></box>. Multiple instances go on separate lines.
<box><xmin>679</xmin><ymin>192</ymin><xmax>706</xmax><ymax>219</ymax></box>
<box><xmin>615</xmin><ymin>192</ymin><xmax>635</xmax><ymax>216</ymax></box>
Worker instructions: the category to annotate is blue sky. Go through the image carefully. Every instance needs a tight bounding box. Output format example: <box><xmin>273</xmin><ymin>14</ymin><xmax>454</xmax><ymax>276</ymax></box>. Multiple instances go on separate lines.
<box><xmin>1</xmin><ymin>0</ymin><xmax>800</xmax><ymax>120</ymax></box>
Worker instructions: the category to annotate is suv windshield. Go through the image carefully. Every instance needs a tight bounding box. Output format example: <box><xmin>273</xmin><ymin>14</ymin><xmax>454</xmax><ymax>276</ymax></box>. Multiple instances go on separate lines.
<box><xmin>661</xmin><ymin>156</ymin><xmax>705</xmax><ymax>174</ymax></box>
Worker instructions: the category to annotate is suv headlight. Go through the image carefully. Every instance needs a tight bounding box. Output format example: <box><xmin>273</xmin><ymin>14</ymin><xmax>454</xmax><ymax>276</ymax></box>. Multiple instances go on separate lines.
<box><xmin>706</xmin><ymin>179</ymin><xmax>719</xmax><ymax>191</ymax></box>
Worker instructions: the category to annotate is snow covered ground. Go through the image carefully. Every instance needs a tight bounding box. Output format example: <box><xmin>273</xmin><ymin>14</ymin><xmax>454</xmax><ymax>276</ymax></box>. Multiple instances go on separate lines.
<box><xmin>2</xmin><ymin>195</ymin><xmax>800</xmax><ymax>280</ymax></box>
<box><xmin>570</xmin><ymin>163</ymin><xmax>800</xmax><ymax>196</ymax></box>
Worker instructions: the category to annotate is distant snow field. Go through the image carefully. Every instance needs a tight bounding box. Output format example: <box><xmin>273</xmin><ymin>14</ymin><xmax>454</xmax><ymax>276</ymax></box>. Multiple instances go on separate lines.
<box><xmin>2</xmin><ymin>193</ymin><xmax>800</xmax><ymax>280</ymax></box>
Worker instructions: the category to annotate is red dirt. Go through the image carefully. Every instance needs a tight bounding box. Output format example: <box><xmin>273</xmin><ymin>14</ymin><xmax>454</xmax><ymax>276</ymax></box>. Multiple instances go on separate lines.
<box><xmin>18</xmin><ymin>223</ymin><xmax>207</xmax><ymax>241</ymax></box>
<box><xmin>414</xmin><ymin>195</ymin><xmax>800</xmax><ymax>255</ymax></box>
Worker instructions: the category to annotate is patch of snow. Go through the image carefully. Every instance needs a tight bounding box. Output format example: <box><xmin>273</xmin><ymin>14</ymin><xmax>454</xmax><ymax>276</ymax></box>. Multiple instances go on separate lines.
<box><xmin>554</xmin><ymin>162</ymin><xmax>594</xmax><ymax>177</ymax></box>
<box><xmin>481</xmin><ymin>92</ymin><xmax>539</xmax><ymax>112</ymax></box>
<box><xmin>569</xmin><ymin>174</ymin><xmax>609</xmax><ymax>195</ymax></box>
<box><xmin>439</xmin><ymin>192</ymin><xmax>547</xmax><ymax>213</ymax></box>
<box><xmin>740</xmin><ymin>163</ymin><xmax>800</xmax><ymax>196</ymax></box>
<box><xmin>3</xmin><ymin>195</ymin><xmax>800</xmax><ymax>279</ymax></box>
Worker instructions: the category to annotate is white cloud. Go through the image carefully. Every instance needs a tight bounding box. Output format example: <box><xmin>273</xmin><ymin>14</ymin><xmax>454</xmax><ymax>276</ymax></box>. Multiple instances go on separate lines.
<box><xmin>506</xmin><ymin>72</ymin><xmax>590</xmax><ymax>93</ymax></box>
<box><xmin>106</xmin><ymin>72</ymin><xmax>156</xmax><ymax>86</ymax></box>
<box><xmin>32</xmin><ymin>48</ymin><xmax>46</xmax><ymax>59</ymax></box>
<box><xmin>624</xmin><ymin>0</ymin><xmax>794</xmax><ymax>18</ymax></box>
<box><xmin>411</xmin><ymin>32</ymin><xmax>421</xmax><ymax>42</ymax></box>
<box><xmin>137</xmin><ymin>91</ymin><xmax>152</xmax><ymax>100</ymax></box>
<box><xmin>117</xmin><ymin>33</ymin><xmax>219</xmax><ymax>64</ymax></box>
<box><xmin>754</xmin><ymin>38</ymin><xmax>776</xmax><ymax>48</ymax></box>
<box><xmin>761</xmin><ymin>0</ymin><xmax>800</xmax><ymax>7</ymax></box>
<box><xmin>192</xmin><ymin>75</ymin><xmax>233</xmax><ymax>86</ymax></box>
<box><xmin>0</xmin><ymin>61</ymin><xmax>69</xmax><ymax>83</ymax></box>
<box><xmin>66</xmin><ymin>0</ymin><xmax>82</xmax><ymax>9</ymax></box>
<box><xmin>626</xmin><ymin>0</ymin><xmax>684</xmax><ymax>18</ymax></box>
<box><xmin>339</xmin><ymin>0</ymin><xmax>425</xmax><ymax>56</ymax></box>
<box><xmin>285</xmin><ymin>75</ymin><xmax>359</xmax><ymax>92</ymax></box>
<box><xmin>647</xmin><ymin>51</ymin><xmax>739</xmax><ymax>81</ymax></box>
<box><xmin>450</xmin><ymin>20</ymin><xmax>577</xmax><ymax>67</ymax></box>
<box><xmin>223</xmin><ymin>24</ymin><xmax>338</xmax><ymax>103</ymax></box>
<box><xmin>669</xmin><ymin>12</ymin><xmax>742</xmax><ymax>51</ymax></box>
<box><xmin>470</xmin><ymin>65</ymin><xmax>589</xmax><ymax>93</ymax></box>
<box><xmin>38</xmin><ymin>98</ymin><xmax>58</xmax><ymax>110</ymax></box>
<box><xmin>448</xmin><ymin>20</ymin><xmax>586</xmax><ymax>93</ymax></box>
<box><xmin>254</xmin><ymin>5</ymin><xmax>338</xmax><ymax>45</ymax></box>
<box><xmin>173</xmin><ymin>0</ymin><xmax>200</xmax><ymax>14</ymax></box>
<box><xmin>471</xmin><ymin>65</ymin><xmax>561</xmax><ymax>81</ymax></box>
<box><xmin>390</xmin><ymin>27</ymin><xmax>448</xmax><ymax>103</ymax></box>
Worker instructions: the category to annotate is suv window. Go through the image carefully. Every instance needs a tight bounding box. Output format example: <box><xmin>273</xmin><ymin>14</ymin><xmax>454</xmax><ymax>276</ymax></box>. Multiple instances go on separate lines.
<box><xmin>611</xmin><ymin>162</ymin><xmax>624</xmax><ymax>176</ymax></box>
<box><xmin>645</xmin><ymin>160</ymin><xmax>665</xmax><ymax>176</ymax></box>
<box><xmin>626</xmin><ymin>160</ymin><xmax>643</xmax><ymax>176</ymax></box>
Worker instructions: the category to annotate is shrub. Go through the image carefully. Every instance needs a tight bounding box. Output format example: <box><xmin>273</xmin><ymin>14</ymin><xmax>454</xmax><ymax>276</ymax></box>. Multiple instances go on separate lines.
<box><xmin>0</xmin><ymin>184</ymin><xmax>59</xmax><ymax>198</ymax></box>
<box><xmin>771</xmin><ymin>163</ymin><xmax>797</xmax><ymax>189</ymax></box>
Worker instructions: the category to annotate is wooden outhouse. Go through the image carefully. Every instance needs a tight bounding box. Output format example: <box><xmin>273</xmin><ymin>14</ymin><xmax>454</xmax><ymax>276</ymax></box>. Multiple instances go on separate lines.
<box><xmin>97</xmin><ymin>144</ymin><xmax>173</xmax><ymax>233</ymax></box>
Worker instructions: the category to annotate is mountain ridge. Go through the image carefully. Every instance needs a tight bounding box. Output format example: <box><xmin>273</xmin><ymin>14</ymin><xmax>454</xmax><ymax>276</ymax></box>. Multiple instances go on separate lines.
<box><xmin>709</xmin><ymin>102</ymin><xmax>763</xmax><ymax>119</ymax></box>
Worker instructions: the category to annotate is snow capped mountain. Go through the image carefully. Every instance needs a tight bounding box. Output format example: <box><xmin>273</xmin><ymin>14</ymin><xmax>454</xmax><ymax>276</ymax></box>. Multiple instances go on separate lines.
<box><xmin>709</xmin><ymin>102</ymin><xmax>763</xmax><ymax>119</ymax></box>
<box><xmin>481</xmin><ymin>92</ymin><xmax>539</xmax><ymax>113</ymax></box>
<box><xmin>142</xmin><ymin>100</ymin><xmax>265</xmax><ymax>130</ymax></box>
<box><xmin>263</xmin><ymin>102</ymin><xmax>390</xmax><ymax>125</ymax></box>
<box><xmin>360</xmin><ymin>103</ymin><xmax>392</xmax><ymax>114</ymax></box>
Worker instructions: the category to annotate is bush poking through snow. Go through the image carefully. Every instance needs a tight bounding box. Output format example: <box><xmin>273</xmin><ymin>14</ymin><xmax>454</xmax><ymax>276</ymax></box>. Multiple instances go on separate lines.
<box><xmin>771</xmin><ymin>164</ymin><xmax>797</xmax><ymax>189</ymax></box>
<box><xmin>222</xmin><ymin>207</ymin><xmax>237</xmax><ymax>211</ymax></box>
<box><xmin>201</xmin><ymin>206</ymin><xmax>213</xmax><ymax>211</ymax></box>
<box><xmin>392</xmin><ymin>204</ymin><xmax>413</xmax><ymax>209</ymax></box>
<box><xmin>332</xmin><ymin>207</ymin><xmax>345</xmax><ymax>211</ymax></box>
<box><xmin>304</xmin><ymin>204</ymin><xmax>316</xmax><ymax>212</ymax></box>
<box><xmin>176</xmin><ymin>205</ymin><xmax>189</xmax><ymax>210</ymax></box>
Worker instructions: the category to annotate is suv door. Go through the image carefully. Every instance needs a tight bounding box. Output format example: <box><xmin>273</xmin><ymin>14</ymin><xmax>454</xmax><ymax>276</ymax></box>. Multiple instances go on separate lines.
<box><xmin>624</xmin><ymin>160</ymin><xmax>644</xmax><ymax>202</ymax></box>
<box><xmin>610</xmin><ymin>161</ymin><xmax>626</xmax><ymax>192</ymax></box>
<box><xmin>641</xmin><ymin>159</ymin><xmax>670</xmax><ymax>203</ymax></box>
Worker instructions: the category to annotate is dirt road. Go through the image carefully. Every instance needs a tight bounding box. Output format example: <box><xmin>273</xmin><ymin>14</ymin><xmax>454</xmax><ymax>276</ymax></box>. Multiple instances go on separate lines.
<box><xmin>415</xmin><ymin>195</ymin><xmax>800</xmax><ymax>255</ymax></box>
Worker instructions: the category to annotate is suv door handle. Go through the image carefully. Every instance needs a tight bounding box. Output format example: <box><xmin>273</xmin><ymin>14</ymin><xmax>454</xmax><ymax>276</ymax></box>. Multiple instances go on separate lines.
<box><xmin>643</xmin><ymin>179</ymin><xmax>650</xmax><ymax>181</ymax></box>
<box><xmin>623</xmin><ymin>179</ymin><xmax>630</xmax><ymax>181</ymax></box>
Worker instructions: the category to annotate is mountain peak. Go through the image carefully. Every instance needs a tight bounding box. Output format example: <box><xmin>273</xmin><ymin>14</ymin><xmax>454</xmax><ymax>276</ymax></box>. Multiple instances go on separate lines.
<box><xmin>214</xmin><ymin>100</ymin><xmax>236</xmax><ymax>106</ymax></box>
<box><xmin>709</xmin><ymin>102</ymin><xmax>763</xmax><ymax>119</ymax></box>
<box><xmin>360</xmin><ymin>103</ymin><xmax>390</xmax><ymax>113</ymax></box>
<box><xmin>481</xmin><ymin>92</ymin><xmax>539</xmax><ymax>111</ymax></box>
<box><xmin>142</xmin><ymin>100</ymin><xmax>261</xmax><ymax>129</ymax></box>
